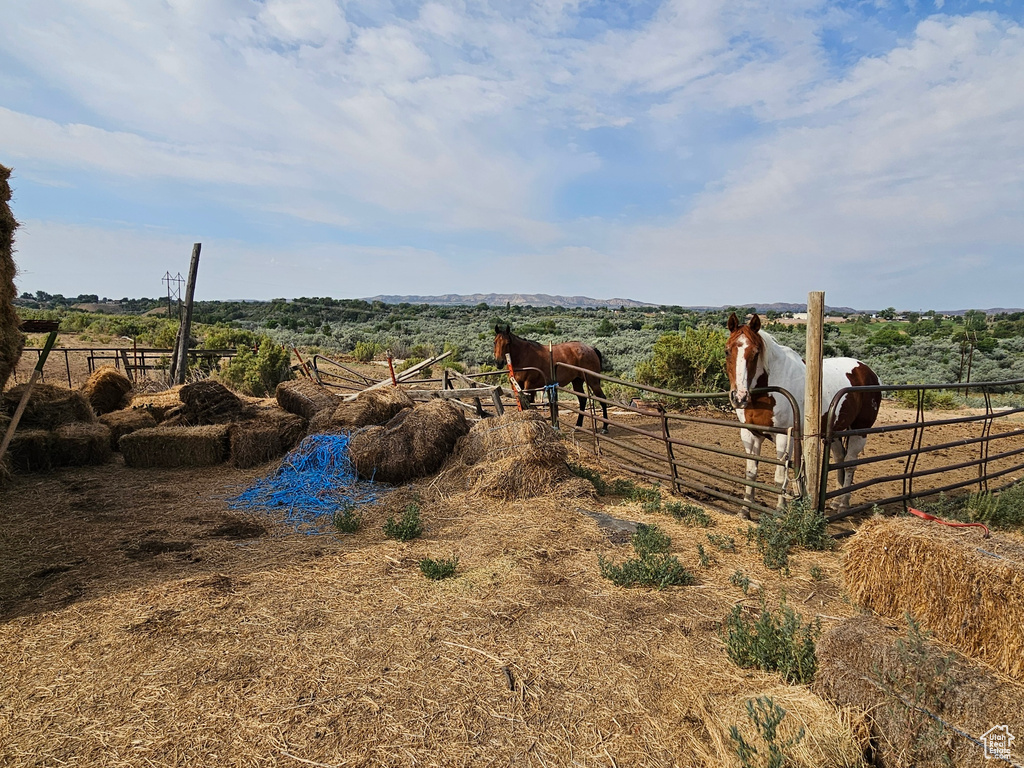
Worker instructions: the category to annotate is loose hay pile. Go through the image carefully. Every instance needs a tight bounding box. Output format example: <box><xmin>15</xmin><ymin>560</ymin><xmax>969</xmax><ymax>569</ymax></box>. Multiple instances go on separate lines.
<box><xmin>349</xmin><ymin>399</ymin><xmax>469</xmax><ymax>483</ymax></box>
<box><xmin>0</xmin><ymin>163</ymin><xmax>21</xmax><ymax>390</ymax></box>
<box><xmin>79</xmin><ymin>366</ymin><xmax>132</xmax><ymax>415</ymax></box>
<box><xmin>275</xmin><ymin>379</ymin><xmax>339</xmax><ymax>419</ymax></box>
<box><xmin>98</xmin><ymin>409</ymin><xmax>158</xmax><ymax>450</ymax></box>
<box><xmin>815</xmin><ymin>616</ymin><xmax>1024</xmax><ymax>767</ymax></box>
<box><xmin>129</xmin><ymin>387</ymin><xmax>184</xmax><ymax>422</ymax></box>
<box><xmin>120</xmin><ymin>425</ymin><xmax>229</xmax><ymax>468</ymax></box>
<box><xmin>49</xmin><ymin>423</ymin><xmax>113</xmax><ymax>467</ymax></box>
<box><xmin>440</xmin><ymin>410</ymin><xmax>593</xmax><ymax>500</ymax></box>
<box><xmin>3</xmin><ymin>383</ymin><xmax>96</xmax><ymax>430</ymax></box>
<box><xmin>307</xmin><ymin>385</ymin><xmax>413</xmax><ymax>434</ymax></box>
<box><xmin>844</xmin><ymin>516</ymin><xmax>1024</xmax><ymax>681</ymax></box>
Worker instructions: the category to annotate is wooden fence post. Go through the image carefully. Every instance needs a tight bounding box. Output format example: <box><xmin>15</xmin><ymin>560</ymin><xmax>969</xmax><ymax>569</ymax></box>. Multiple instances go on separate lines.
<box><xmin>803</xmin><ymin>291</ymin><xmax>825</xmax><ymax>511</ymax></box>
<box><xmin>172</xmin><ymin>243</ymin><xmax>201</xmax><ymax>385</ymax></box>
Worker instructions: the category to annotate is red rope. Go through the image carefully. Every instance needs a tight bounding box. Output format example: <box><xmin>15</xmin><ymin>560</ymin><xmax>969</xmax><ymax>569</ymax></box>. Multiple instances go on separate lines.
<box><xmin>907</xmin><ymin>507</ymin><xmax>990</xmax><ymax>538</ymax></box>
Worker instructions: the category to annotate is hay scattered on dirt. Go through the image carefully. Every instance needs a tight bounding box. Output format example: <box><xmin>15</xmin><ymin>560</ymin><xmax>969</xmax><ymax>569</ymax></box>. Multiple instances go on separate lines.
<box><xmin>0</xmin><ymin>163</ymin><xmax>22</xmax><ymax>391</ymax></box>
<box><xmin>98</xmin><ymin>409</ymin><xmax>158</xmax><ymax>451</ymax></box>
<box><xmin>4</xmin><ymin>429</ymin><xmax>52</xmax><ymax>471</ymax></box>
<box><xmin>349</xmin><ymin>399</ymin><xmax>469</xmax><ymax>483</ymax></box>
<box><xmin>50</xmin><ymin>423</ymin><xmax>113</xmax><ymax>467</ymax></box>
<box><xmin>275</xmin><ymin>379</ymin><xmax>339</xmax><ymax>420</ymax></box>
<box><xmin>844</xmin><ymin>516</ymin><xmax>1024</xmax><ymax>681</ymax></box>
<box><xmin>2</xmin><ymin>383</ymin><xmax>96</xmax><ymax>430</ymax></box>
<box><xmin>307</xmin><ymin>386</ymin><xmax>413</xmax><ymax>434</ymax></box>
<box><xmin>79</xmin><ymin>367</ymin><xmax>132</xmax><ymax>415</ymax></box>
<box><xmin>129</xmin><ymin>387</ymin><xmax>184</xmax><ymax>422</ymax></box>
<box><xmin>815</xmin><ymin>615</ymin><xmax>1024</xmax><ymax>767</ymax></box>
<box><xmin>439</xmin><ymin>411</ymin><xmax>592</xmax><ymax>500</ymax></box>
<box><xmin>120</xmin><ymin>425</ymin><xmax>229</xmax><ymax>468</ymax></box>
<box><xmin>174</xmin><ymin>380</ymin><xmax>245</xmax><ymax>425</ymax></box>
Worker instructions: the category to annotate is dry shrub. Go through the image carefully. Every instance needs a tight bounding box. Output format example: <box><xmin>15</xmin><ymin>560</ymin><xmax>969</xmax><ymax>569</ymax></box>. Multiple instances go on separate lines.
<box><xmin>129</xmin><ymin>387</ymin><xmax>184</xmax><ymax>422</ymax></box>
<box><xmin>98</xmin><ymin>409</ymin><xmax>158</xmax><ymax>451</ymax></box>
<box><xmin>0</xmin><ymin>163</ymin><xmax>22</xmax><ymax>391</ymax></box>
<box><xmin>120</xmin><ymin>425</ymin><xmax>230</xmax><ymax>468</ymax></box>
<box><xmin>175</xmin><ymin>380</ymin><xmax>245</xmax><ymax>425</ymax></box>
<box><xmin>2</xmin><ymin>384</ymin><xmax>96</xmax><ymax>430</ymax></box>
<box><xmin>439</xmin><ymin>411</ymin><xmax>592</xmax><ymax>500</ymax></box>
<box><xmin>5</xmin><ymin>429</ymin><xmax>52</xmax><ymax>471</ymax></box>
<box><xmin>50</xmin><ymin>423</ymin><xmax>113</xmax><ymax>467</ymax></box>
<box><xmin>229</xmin><ymin>421</ymin><xmax>288</xmax><ymax>468</ymax></box>
<box><xmin>275</xmin><ymin>379</ymin><xmax>339</xmax><ymax>420</ymax></box>
<box><xmin>348</xmin><ymin>399</ymin><xmax>469</xmax><ymax>483</ymax></box>
<box><xmin>695</xmin><ymin>685</ymin><xmax>869</xmax><ymax>768</ymax></box>
<box><xmin>815</xmin><ymin>616</ymin><xmax>1024</xmax><ymax>767</ymax></box>
<box><xmin>307</xmin><ymin>386</ymin><xmax>413</xmax><ymax>434</ymax></box>
<box><xmin>844</xmin><ymin>516</ymin><xmax>1024</xmax><ymax>681</ymax></box>
<box><xmin>79</xmin><ymin>367</ymin><xmax>132</xmax><ymax>415</ymax></box>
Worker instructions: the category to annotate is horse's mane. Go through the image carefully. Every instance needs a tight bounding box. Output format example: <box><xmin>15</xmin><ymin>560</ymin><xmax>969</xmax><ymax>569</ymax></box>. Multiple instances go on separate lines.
<box><xmin>758</xmin><ymin>330</ymin><xmax>804</xmax><ymax>372</ymax></box>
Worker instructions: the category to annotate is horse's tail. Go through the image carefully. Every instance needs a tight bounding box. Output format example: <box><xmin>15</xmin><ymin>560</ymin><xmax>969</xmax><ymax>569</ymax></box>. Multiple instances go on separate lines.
<box><xmin>595</xmin><ymin>347</ymin><xmax>604</xmax><ymax>371</ymax></box>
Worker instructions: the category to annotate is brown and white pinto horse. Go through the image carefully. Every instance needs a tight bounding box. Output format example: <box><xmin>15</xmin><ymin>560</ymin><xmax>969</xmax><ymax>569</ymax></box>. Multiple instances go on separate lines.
<box><xmin>493</xmin><ymin>324</ymin><xmax>609</xmax><ymax>431</ymax></box>
<box><xmin>725</xmin><ymin>313</ymin><xmax>881</xmax><ymax>514</ymax></box>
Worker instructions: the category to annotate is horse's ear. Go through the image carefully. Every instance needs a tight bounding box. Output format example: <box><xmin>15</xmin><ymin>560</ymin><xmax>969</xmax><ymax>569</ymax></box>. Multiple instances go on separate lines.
<box><xmin>727</xmin><ymin>313</ymin><xmax>739</xmax><ymax>332</ymax></box>
<box><xmin>495</xmin><ymin>323</ymin><xmax>501</xmax><ymax>334</ymax></box>
<box><xmin>749</xmin><ymin>314</ymin><xmax>761</xmax><ymax>333</ymax></box>
<box><xmin>503</xmin><ymin>324</ymin><xmax>511</xmax><ymax>334</ymax></box>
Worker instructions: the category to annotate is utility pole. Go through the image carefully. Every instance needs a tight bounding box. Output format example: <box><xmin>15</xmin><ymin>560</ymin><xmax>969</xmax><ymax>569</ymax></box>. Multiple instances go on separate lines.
<box><xmin>803</xmin><ymin>291</ymin><xmax>825</xmax><ymax>511</ymax></box>
<box><xmin>162</xmin><ymin>271</ymin><xmax>184</xmax><ymax>320</ymax></box>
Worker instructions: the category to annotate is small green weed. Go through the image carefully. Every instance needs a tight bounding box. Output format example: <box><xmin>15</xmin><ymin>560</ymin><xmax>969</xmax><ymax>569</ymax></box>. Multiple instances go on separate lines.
<box><xmin>707</xmin><ymin>533</ymin><xmax>736</xmax><ymax>552</ymax></box>
<box><xmin>696</xmin><ymin>543</ymin><xmax>714</xmax><ymax>568</ymax></box>
<box><xmin>632</xmin><ymin>523</ymin><xmax>671</xmax><ymax>557</ymax></box>
<box><xmin>730</xmin><ymin>570</ymin><xmax>751</xmax><ymax>594</ymax></box>
<box><xmin>915</xmin><ymin>484</ymin><xmax>1024</xmax><ymax>529</ymax></box>
<box><xmin>666</xmin><ymin>502</ymin><xmax>714</xmax><ymax>527</ymax></box>
<box><xmin>728</xmin><ymin>696</ymin><xmax>805</xmax><ymax>768</ymax></box>
<box><xmin>722</xmin><ymin>598</ymin><xmax>820</xmax><ymax>684</ymax></box>
<box><xmin>333</xmin><ymin>505</ymin><xmax>362</xmax><ymax>534</ymax></box>
<box><xmin>383</xmin><ymin>502</ymin><xmax>424</xmax><ymax>541</ymax></box>
<box><xmin>419</xmin><ymin>556</ymin><xmax>459</xmax><ymax>580</ymax></box>
<box><xmin>599</xmin><ymin>523</ymin><xmax>695</xmax><ymax>589</ymax></box>
<box><xmin>750</xmin><ymin>499</ymin><xmax>833</xmax><ymax>574</ymax></box>
<box><xmin>568</xmin><ymin>462</ymin><xmax>607</xmax><ymax>495</ymax></box>
<box><xmin>611</xmin><ymin>478</ymin><xmax>661</xmax><ymax>505</ymax></box>
<box><xmin>809</xmin><ymin>565</ymin><xmax>824</xmax><ymax>581</ymax></box>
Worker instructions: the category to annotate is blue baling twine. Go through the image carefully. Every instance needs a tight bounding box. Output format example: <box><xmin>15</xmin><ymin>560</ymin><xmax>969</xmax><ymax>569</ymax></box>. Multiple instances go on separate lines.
<box><xmin>228</xmin><ymin>433</ymin><xmax>375</xmax><ymax>535</ymax></box>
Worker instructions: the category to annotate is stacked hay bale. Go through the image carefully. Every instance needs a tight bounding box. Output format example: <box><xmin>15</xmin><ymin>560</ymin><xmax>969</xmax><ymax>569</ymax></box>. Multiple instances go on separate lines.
<box><xmin>815</xmin><ymin>616</ymin><xmax>1024</xmax><ymax>767</ymax></box>
<box><xmin>348</xmin><ymin>399</ymin><xmax>469</xmax><ymax>483</ymax></box>
<box><xmin>120</xmin><ymin>425</ymin><xmax>230</xmax><ymax>468</ymax></box>
<box><xmin>275</xmin><ymin>379</ymin><xmax>339</xmax><ymax>420</ymax></box>
<box><xmin>1</xmin><ymin>383</ymin><xmax>110</xmax><ymax>470</ymax></box>
<box><xmin>844</xmin><ymin>516</ymin><xmax>1024</xmax><ymax>681</ymax></box>
<box><xmin>80</xmin><ymin>367</ymin><xmax>132</xmax><ymax>415</ymax></box>
<box><xmin>307</xmin><ymin>386</ymin><xmax>413</xmax><ymax>434</ymax></box>
<box><xmin>228</xmin><ymin>406</ymin><xmax>307</xmax><ymax>469</ymax></box>
<box><xmin>440</xmin><ymin>410</ymin><xmax>593</xmax><ymax>500</ymax></box>
<box><xmin>0</xmin><ymin>163</ymin><xmax>22</xmax><ymax>391</ymax></box>
<box><xmin>99</xmin><ymin>409</ymin><xmax>158</xmax><ymax>450</ymax></box>
<box><xmin>129</xmin><ymin>386</ymin><xmax>185</xmax><ymax>422</ymax></box>
<box><xmin>3</xmin><ymin>383</ymin><xmax>95</xmax><ymax>429</ymax></box>
<box><xmin>171</xmin><ymin>380</ymin><xmax>246</xmax><ymax>425</ymax></box>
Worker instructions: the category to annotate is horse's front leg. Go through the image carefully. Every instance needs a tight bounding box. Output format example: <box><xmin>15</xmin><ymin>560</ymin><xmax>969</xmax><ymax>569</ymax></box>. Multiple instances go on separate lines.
<box><xmin>773</xmin><ymin>432</ymin><xmax>791</xmax><ymax>510</ymax></box>
<box><xmin>739</xmin><ymin>428</ymin><xmax>764</xmax><ymax>520</ymax></box>
<box><xmin>831</xmin><ymin>435</ymin><xmax>866</xmax><ymax>513</ymax></box>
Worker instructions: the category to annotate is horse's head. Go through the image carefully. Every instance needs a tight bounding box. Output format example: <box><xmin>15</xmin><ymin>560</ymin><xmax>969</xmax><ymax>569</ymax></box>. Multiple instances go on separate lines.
<box><xmin>493</xmin><ymin>323</ymin><xmax>512</xmax><ymax>365</ymax></box>
<box><xmin>726</xmin><ymin>312</ymin><xmax>765</xmax><ymax>409</ymax></box>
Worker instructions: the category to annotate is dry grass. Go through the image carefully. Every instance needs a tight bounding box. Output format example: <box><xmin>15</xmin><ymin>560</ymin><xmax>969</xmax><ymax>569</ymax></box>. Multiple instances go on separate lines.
<box><xmin>308</xmin><ymin>386</ymin><xmax>413</xmax><ymax>434</ymax></box>
<box><xmin>80</xmin><ymin>366</ymin><xmax>133</xmax><ymax>415</ymax></box>
<box><xmin>99</xmin><ymin>409</ymin><xmax>159</xmax><ymax>450</ymax></box>
<box><xmin>815</xmin><ymin>616</ymin><xmax>1024</xmax><ymax>767</ymax></box>
<box><xmin>276</xmin><ymin>379</ymin><xmax>340</xmax><ymax>420</ymax></box>
<box><xmin>349</xmin><ymin>399</ymin><xmax>469</xmax><ymax>483</ymax></box>
<box><xmin>844</xmin><ymin>516</ymin><xmax>1024</xmax><ymax>681</ymax></box>
<box><xmin>120</xmin><ymin>425</ymin><xmax>230</xmax><ymax>468</ymax></box>
<box><xmin>2</xmin><ymin>383</ymin><xmax>96</xmax><ymax>429</ymax></box>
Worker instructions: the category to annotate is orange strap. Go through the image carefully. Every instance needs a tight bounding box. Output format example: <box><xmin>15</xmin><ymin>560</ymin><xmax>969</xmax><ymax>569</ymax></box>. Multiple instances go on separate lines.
<box><xmin>506</xmin><ymin>359</ymin><xmax>523</xmax><ymax>412</ymax></box>
<box><xmin>908</xmin><ymin>507</ymin><xmax>990</xmax><ymax>538</ymax></box>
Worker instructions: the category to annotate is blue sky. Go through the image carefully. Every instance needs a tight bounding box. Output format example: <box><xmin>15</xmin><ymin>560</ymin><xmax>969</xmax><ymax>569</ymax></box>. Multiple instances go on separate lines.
<box><xmin>2</xmin><ymin>0</ymin><xmax>1023</xmax><ymax>310</ymax></box>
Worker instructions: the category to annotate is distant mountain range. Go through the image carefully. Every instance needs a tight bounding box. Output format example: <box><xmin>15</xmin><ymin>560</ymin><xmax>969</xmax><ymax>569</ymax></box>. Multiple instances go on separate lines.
<box><xmin>363</xmin><ymin>294</ymin><xmax>866</xmax><ymax>313</ymax></box>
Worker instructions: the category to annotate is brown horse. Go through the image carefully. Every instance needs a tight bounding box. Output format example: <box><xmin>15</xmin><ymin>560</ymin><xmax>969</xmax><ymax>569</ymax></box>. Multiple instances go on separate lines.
<box><xmin>493</xmin><ymin>324</ymin><xmax>608</xmax><ymax>431</ymax></box>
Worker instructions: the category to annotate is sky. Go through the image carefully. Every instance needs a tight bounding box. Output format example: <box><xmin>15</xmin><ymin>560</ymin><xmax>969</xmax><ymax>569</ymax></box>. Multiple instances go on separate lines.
<box><xmin>2</xmin><ymin>0</ymin><xmax>1023</xmax><ymax>311</ymax></box>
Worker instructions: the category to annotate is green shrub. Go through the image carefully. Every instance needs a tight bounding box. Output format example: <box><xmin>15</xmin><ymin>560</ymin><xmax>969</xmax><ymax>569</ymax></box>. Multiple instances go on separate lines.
<box><xmin>728</xmin><ymin>696</ymin><xmax>805</xmax><ymax>768</ymax></box>
<box><xmin>722</xmin><ymin>598</ymin><xmax>820</xmax><ymax>684</ymax></box>
<box><xmin>383</xmin><ymin>503</ymin><xmax>423</xmax><ymax>541</ymax></box>
<box><xmin>892</xmin><ymin>387</ymin><xmax>959</xmax><ymax>410</ymax></box>
<box><xmin>635</xmin><ymin>327</ymin><xmax>728</xmax><ymax>394</ymax></box>
<box><xmin>611</xmin><ymin>478</ymin><xmax>661</xmax><ymax>505</ymax></box>
<box><xmin>353</xmin><ymin>340</ymin><xmax>381</xmax><ymax>362</ymax></box>
<box><xmin>666</xmin><ymin>502</ymin><xmax>714</xmax><ymax>527</ymax></box>
<box><xmin>599</xmin><ymin>523</ymin><xmax>695</xmax><ymax>589</ymax></box>
<box><xmin>632</xmin><ymin>523</ymin><xmax>671</xmax><ymax>557</ymax></box>
<box><xmin>749</xmin><ymin>499</ymin><xmax>832</xmax><ymax>574</ymax></box>
<box><xmin>707</xmin><ymin>533</ymin><xmax>736</xmax><ymax>551</ymax></box>
<box><xmin>420</xmin><ymin>556</ymin><xmax>459</xmax><ymax>580</ymax></box>
<box><xmin>333</xmin><ymin>505</ymin><xmax>362</xmax><ymax>534</ymax></box>
<box><xmin>568</xmin><ymin>462</ymin><xmax>607</xmax><ymax>495</ymax></box>
<box><xmin>218</xmin><ymin>337</ymin><xmax>292</xmax><ymax>397</ymax></box>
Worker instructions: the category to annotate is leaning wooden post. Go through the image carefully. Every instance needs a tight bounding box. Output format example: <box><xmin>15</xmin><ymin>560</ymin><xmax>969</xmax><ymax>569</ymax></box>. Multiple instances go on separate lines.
<box><xmin>173</xmin><ymin>243</ymin><xmax>201</xmax><ymax>385</ymax></box>
<box><xmin>803</xmin><ymin>291</ymin><xmax>825</xmax><ymax>511</ymax></box>
<box><xmin>0</xmin><ymin>329</ymin><xmax>58</xmax><ymax>466</ymax></box>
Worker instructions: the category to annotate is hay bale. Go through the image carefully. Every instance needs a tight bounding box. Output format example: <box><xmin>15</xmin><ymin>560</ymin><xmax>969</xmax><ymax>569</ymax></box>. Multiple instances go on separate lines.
<box><xmin>307</xmin><ymin>386</ymin><xmax>414</xmax><ymax>434</ymax></box>
<box><xmin>2</xmin><ymin>384</ymin><xmax>96</xmax><ymax>430</ymax></box>
<box><xmin>455</xmin><ymin>410</ymin><xmax>568</xmax><ymax>465</ymax></box>
<box><xmin>80</xmin><ymin>367</ymin><xmax>132</xmax><ymax>415</ymax></box>
<box><xmin>229</xmin><ymin>422</ymin><xmax>286</xmax><ymax>468</ymax></box>
<box><xmin>0</xmin><ymin>163</ymin><xmax>22</xmax><ymax>391</ymax></box>
<box><xmin>50</xmin><ymin>423</ymin><xmax>112</xmax><ymax>466</ymax></box>
<box><xmin>120</xmin><ymin>425</ymin><xmax>229</xmax><ymax>468</ymax></box>
<box><xmin>5</xmin><ymin>429</ymin><xmax>52</xmax><ymax>471</ymax></box>
<box><xmin>99</xmin><ymin>409</ymin><xmax>158</xmax><ymax>450</ymax></box>
<box><xmin>177</xmin><ymin>380</ymin><xmax>245</xmax><ymax>425</ymax></box>
<box><xmin>815</xmin><ymin>616</ymin><xmax>1024</xmax><ymax>767</ymax></box>
<box><xmin>129</xmin><ymin>387</ymin><xmax>184</xmax><ymax>422</ymax></box>
<box><xmin>348</xmin><ymin>399</ymin><xmax>468</xmax><ymax>483</ymax></box>
<box><xmin>844</xmin><ymin>516</ymin><xmax>1024</xmax><ymax>681</ymax></box>
<box><xmin>275</xmin><ymin>379</ymin><xmax>339</xmax><ymax>420</ymax></box>
<box><xmin>0</xmin><ymin>452</ymin><xmax>10</xmax><ymax>489</ymax></box>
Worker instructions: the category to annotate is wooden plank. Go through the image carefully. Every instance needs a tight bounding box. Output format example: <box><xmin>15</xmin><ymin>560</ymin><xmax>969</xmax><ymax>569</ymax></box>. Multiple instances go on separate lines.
<box><xmin>341</xmin><ymin>351</ymin><xmax>452</xmax><ymax>401</ymax></box>
<box><xmin>404</xmin><ymin>386</ymin><xmax>505</xmax><ymax>400</ymax></box>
